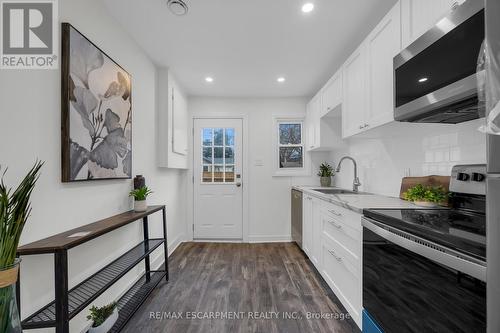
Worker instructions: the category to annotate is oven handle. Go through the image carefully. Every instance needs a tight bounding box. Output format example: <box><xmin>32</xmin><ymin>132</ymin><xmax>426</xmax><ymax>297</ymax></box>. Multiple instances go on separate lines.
<box><xmin>362</xmin><ymin>217</ymin><xmax>486</xmax><ymax>282</ymax></box>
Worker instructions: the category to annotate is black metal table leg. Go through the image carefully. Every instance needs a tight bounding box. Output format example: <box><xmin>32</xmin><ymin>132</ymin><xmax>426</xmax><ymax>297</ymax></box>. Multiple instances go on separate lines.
<box><xmin>142</xmin><ymin>216</ymin><xmax>151</xmax><ymax>282</ymax></box>
<box><xmin>162</xmin><ymin>207</ymin><xmax>169</xmax><ymax>281</ymax></box>
<box><xmin>54</xmin><ymin>250</ymin><xmax>69</xmax><ymax>333</ymax></box>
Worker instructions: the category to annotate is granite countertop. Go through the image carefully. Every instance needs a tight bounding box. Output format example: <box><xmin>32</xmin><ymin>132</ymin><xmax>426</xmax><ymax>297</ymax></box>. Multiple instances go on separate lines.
<box><xmin>292</xmin><ymin>185</ymin><xmax>419</xmax><ymax>214</ymax></box>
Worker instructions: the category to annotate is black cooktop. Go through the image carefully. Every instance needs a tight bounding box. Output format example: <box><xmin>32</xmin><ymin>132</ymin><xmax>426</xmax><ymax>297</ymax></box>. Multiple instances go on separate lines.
<box><xmin>363</xmin><ymin>208</ymin><xmax>486</xmax><ymax>261</ymax></box>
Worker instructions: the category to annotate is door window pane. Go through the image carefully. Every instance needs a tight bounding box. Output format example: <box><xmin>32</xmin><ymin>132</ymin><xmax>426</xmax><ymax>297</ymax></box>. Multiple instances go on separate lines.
<box><xmin>203</xmin><ymin>129</ymin><xmax>212</xmax><ymax>146</ymax></box>
<box><xmin>214</xmin><ymin>165</ymin><xmax>224</xmax><ymax>182</ymax></box>
<box><xmin>214</xmin><ymin>128</ymin><xmax>224</xmax><ymax>146</ymax></box>
<box><xmin>225</xmin><ymin>128</ymin><xmax>235</xmax><ymax>146</ymax></box>
<box><xmin>203</xmin><ymin>147</ymin><xmax>212</xmax><ymax>164</ymax></box>
<box><xmin>225</xmin><ymin>165</ymin><xmax>235</xmax><ymax>182</ymax></box>
<box><xmin>279</xmin><ymin>124</ymin><xmax>302</xmax><ymax>145</ymax></box>
<box><xmin>279</xmin><ymin>147</ymin><xmax>303</xmax><ymax>168</ymax></box>
<box><xmin>225</xmin><ymin>147</ymin><xmax>234</xmax><ymax>164</ymax></box>
<box><xmin>214</xmin><ymin>147</ymin><xmax>224</xmax><ymax>164</ymax></box>
<box><xmin>203</xmin><ymin>165</ymin><xmax>213</xmax><ymax>183</ymax></box>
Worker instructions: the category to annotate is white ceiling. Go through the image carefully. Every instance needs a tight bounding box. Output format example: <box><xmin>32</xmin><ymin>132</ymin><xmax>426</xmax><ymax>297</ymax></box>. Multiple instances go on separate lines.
<box><xmin>102</xmin><ymin>0</ymin><xmax>397</xmax><ymax>98</ymax></box>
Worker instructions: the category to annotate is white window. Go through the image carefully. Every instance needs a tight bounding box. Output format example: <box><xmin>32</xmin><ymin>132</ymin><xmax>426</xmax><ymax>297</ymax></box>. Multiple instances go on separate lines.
<box><xmin>273</xmin><ymin>118</ymin><xmax>309</xmax><ymax>176</ymax></box>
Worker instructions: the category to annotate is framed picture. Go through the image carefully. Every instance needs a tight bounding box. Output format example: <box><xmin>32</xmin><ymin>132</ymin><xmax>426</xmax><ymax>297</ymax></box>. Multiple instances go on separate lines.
<box><xmin>61</xmin><ymin>23</ymin><xmax>132</xmax><ymax>182</ymax></box>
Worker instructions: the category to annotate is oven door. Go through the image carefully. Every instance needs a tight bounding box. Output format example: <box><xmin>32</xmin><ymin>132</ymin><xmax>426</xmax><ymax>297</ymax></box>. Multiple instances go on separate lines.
<box><xmin>362</xmin><ymin>218</ymin><xmax>486</xmax><ymax>333</ymax></box>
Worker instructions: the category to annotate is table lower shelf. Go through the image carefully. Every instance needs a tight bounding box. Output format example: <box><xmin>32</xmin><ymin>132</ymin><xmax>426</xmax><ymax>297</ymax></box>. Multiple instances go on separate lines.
<box><xmin>110</xmin><ymin>270</ymin><xmax>167</xmax><ymax>333</ymax></box>
<box><xmin>22</xmin><ymin>239</ymin><xmax>165</xmax><ymax>329</ymax></box>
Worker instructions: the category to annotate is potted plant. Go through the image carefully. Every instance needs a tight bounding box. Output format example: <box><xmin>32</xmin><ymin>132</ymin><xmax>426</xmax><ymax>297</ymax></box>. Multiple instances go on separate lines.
<box><xmin>0</xmin><ymin>161</ymin><xmax>43</xmax><ymax>333</ymax></box>
<box><xmin>129</xmin><ymin>186</ymin><xmax>153</xmax><ymax>212</ymax></box>
<box><xmin>317</xmin><ymin>162</ymin><xmax>334</xmax><ymax>187</ymax></box>
<box><xmin>86</xmin><ymin>302</ymin><xmax>118</xmax><ymax>333</ymax></box>
<box><xmin>403</xmin><ymin>184</ymin><xmax>449</xmax><ymax>207</ymax></box>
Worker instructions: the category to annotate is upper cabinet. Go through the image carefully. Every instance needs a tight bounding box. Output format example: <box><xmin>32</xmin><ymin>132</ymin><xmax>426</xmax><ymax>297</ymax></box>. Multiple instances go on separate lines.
<box><xmin>366</xmin><ymin>1</ymin><xmax>402</xmax><ymax>129</ymax></box>
<box><xmin>401</xmin><ymin>0</ymin><xmax>466</xmax><ymax>49</ymax></box>
<box><xmin>342</xmin><ymin>2</ymin><xmax>401</xmax><ymax>138</ymax></box>
<box><xmin>342</xmin><ymin>43</ymin><xmax>368</xmax><ymax>138</ymax></box>
<box><xmin>320</xmin><ymin>70</ymin><xmax>343</xmax><ymax>118</ymax></box>
<box><xmin>158</xmin><ymin>68</ymin><xmax>189</xmax><ymax>169</ymax></box>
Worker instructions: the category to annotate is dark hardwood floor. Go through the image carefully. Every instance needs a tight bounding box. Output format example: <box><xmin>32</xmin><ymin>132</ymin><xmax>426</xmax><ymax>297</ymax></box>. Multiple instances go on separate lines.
<box><xmin>122</xmin><ymin>242</ymin><xmax>360</xmax><ymax>333</ymax></box>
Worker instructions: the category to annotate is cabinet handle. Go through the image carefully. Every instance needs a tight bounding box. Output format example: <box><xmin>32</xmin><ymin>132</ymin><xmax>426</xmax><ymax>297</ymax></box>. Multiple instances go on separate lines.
<box><xmin>359</xmin><ymin>125</ymin><xmax>364</xmax><ymax>129</ymax></box>
<box><xmin>328</xmin><ymin>250</ymin><xmax>343</xmax><ymax>262</ymax></box>
<box><xmin>328</xmin><ymin>220</ymin><xmax>342</xmax><ymax>229</ymax></box>
<box><xmin>364</xmin><ymin>123</ymin><xmax>370</xmax><ymax>128</ymax></box>
<box><xmin>328</xmin><ymin>209</ymin><xmax>342</xmax><ymax>217</ymax></box>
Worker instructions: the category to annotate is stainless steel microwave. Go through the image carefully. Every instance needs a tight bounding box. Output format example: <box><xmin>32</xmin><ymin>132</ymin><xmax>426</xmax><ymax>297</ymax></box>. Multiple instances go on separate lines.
<box><xmin>394</xmin><ymin>0</ymin><xmax>485</xmax><ymax>124</ymax></box>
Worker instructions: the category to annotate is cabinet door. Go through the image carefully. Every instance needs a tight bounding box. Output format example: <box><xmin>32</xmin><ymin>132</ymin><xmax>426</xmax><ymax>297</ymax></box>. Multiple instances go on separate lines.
<box><xmin>312</xmin><ymin>94</ymin><xmax>321</xmax><ymax>149</ymax></box>
<box><xmin>172</xmin><ymin>85</ymin><xmax>188</xmax><ymax>155</ymax></box>
<box><xmin>342</xmin><ymin>43</ymin><xmax>367</xmax><ymax>138</ymax></box>
<box><xmin>305</xmin><ymin>102</ymin><xmax>316</xmax><ymax>151</ymax></box>
<box><xmin>401</xmin><ymin>0</ymin><xmax>464</xmax><ymax>49</ymax></box>
<box><xmin>366</xmin><ymin>2</ymin><xmax>401</xmax><ymax>129</ymax></box>
<box><xmin>320</xmin><ymin>70</ymin><xmax>343</xmax><ymax>118</ymax></box>
<box><xmin>310</xmin><ymin>198</ymin><xmax>322</xmax><ymax>267</ymax></box>
<box><xmin>302</xmin><ymin>195</ymin><xmax>313</xmax><ymax>255</ymax></box>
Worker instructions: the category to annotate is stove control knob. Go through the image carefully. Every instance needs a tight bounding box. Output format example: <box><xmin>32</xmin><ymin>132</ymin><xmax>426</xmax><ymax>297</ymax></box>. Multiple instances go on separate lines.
<box><xmin>456</xmin><ymin>172</ymin><xmax>470</xmax><ymax>181</ymax></box>
<box><xmin>472</xmin><ymin>172</ymin><xmax>485</xmax><ymax>182</ymax></box>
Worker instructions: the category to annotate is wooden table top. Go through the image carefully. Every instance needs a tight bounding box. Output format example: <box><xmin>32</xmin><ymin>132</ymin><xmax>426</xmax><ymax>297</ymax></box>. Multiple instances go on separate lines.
<box><xmin>17</xmin><ymin>205</ymin><xmax>165</xmax><ymax>255</ymax></box>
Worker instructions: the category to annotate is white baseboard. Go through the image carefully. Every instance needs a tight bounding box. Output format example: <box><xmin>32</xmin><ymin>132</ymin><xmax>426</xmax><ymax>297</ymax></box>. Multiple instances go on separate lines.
<box><xmin>167</xmin><ymin>233</ymin><xmax>185</xmax><ymax>257</ymax></box>
<box><xmin>247</xmin><ymin>235</ymin><xmax>292</xmax><ymax>243</ymax></box>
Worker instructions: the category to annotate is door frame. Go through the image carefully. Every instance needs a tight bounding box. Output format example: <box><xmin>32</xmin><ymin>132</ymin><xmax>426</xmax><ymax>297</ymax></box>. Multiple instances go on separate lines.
<box><xmin>188</xmin><ymin>112</ymin><xmax>249</xmax><ymax>242</ymax></box>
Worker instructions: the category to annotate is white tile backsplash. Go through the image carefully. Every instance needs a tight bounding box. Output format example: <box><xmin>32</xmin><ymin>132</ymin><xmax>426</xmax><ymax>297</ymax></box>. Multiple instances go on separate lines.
<box><xmin>329</xmin><ymin>119</ymin><xmax>487</xmax><ymax>197</ymax></box>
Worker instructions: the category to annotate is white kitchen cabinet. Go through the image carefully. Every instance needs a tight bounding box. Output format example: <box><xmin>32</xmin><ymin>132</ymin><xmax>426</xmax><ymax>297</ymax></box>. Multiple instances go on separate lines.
<box><xmin>305</xmin><ymin>97</ymin><xmax>318</xmax><ymax>151</ymax></box>
<box><xmin>366</xmin><ymin>1</ymin><xmax>401</xmax><ymax>129</ymax></box>
<box><xmin>342</xmin><ymin>2</ymin><xmax>401</xmax><ymax>138</ymax></box>
<box><xmin>319</xmin><ymin>201</ymin><xmax>363</xmax><ymax>328</ymax></box>
<box><xmin>158</xmin><ymin>68</ymin><xmax>189</xmax><ymax>169</ymax></box>
<box><xmin>320</xmin><ymin>69</ymin><xmax>343</xmax><ymax>118</ymax></box>
<box><xmin>342</xmin><ymin>42</ymin><xmax>368</xmax><ymax>138</ymax></box>
<box><xmin>401</xmin><ymin>0</ymin><xmax>466</xmax><ymax>49</ymax></box>
<box><xmin>302</xmin><ymin>195</ymin><xmax>313</xmax><ymax>256</ymax></box>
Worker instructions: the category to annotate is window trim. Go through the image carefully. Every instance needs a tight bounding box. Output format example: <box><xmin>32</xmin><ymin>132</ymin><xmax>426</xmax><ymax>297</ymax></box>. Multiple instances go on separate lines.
<box><xmin>272</xmin><ymin>117</ymin><xmax>311</xmax><ymax>177</ymax></box>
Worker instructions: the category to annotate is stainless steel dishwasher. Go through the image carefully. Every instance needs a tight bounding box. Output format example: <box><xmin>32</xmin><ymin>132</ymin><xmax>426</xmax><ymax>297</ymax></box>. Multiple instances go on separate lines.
<box><xmin>291</xmin><ymin>189</ymin><xmax>302</xmax><ymax>248</ymax></box>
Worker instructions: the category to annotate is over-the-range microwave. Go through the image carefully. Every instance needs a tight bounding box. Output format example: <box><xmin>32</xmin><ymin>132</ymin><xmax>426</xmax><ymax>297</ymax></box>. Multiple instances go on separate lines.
<box><xmin>394</xmin><ymin>0</ymin><xmax>485</xmax><ymax>124</ymax></box>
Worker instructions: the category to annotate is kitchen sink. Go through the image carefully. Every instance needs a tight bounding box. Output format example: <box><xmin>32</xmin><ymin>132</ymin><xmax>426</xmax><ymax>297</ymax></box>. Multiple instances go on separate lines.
<box><xmin>312</xmin><ymin>188</ymin><xmax>370</xmax><ymax>195</ymax></box>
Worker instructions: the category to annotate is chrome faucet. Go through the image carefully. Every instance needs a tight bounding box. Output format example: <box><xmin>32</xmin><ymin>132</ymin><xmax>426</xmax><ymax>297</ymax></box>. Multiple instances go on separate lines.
<box><xmin>336</xmin><ymin>156</ymin><xmax>362</xmax><ymax>192</ymax></box>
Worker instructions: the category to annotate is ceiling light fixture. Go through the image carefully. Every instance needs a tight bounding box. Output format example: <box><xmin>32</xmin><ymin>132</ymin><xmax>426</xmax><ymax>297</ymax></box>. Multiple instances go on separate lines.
<box><xmin>277</xmin><ymin>77</ymin><xmax>286</xmax><ymax>83</ymax></box>
<box><xmin>167</xmin><ymin>0</ymin><xmax>189</xmax><ymax>16</ymax></box>
<box><xmin>302</xmin><ymin>3</ymin><xmax>314</xmax><ymax>13</ymax></box>
<box><xmin>418</xmin><ymin>77</ymin><xmax>428</xmax><ymax>83</ymax></box>
<box><xmin>205</xmin><ymin>77</ymin><xmax>214</xmax><ymax>83</ymax></box>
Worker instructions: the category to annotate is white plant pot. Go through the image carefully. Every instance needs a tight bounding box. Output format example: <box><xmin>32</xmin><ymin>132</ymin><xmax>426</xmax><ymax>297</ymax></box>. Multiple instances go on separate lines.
<box><xmin>88</xmin><ymin>309</ymin><xmax>118</xmax><ymax>333</ymax></box>
<box><xmin>134</xmin><ymin>199</ymin><xmax>147</xmax><ymax>212</ymax></box>
<box><xmin>413</xmin><ymin>201</ymin><xmax>438</xmax><ymax>208</ymax></box>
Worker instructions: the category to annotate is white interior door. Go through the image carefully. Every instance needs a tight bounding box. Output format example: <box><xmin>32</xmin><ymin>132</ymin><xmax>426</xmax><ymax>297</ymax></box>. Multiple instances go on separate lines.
<box><xmin>194</xmin><ymin>118</ymin><xmax>243</xmax><ymax>239</ymax></box>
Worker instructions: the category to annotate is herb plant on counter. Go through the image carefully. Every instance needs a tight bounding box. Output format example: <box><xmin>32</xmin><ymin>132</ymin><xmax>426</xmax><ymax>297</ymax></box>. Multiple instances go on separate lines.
<box><xmin>403</xmin><ymin>184</ymin><xmax>449</xmax><ymax>204</ymax></box>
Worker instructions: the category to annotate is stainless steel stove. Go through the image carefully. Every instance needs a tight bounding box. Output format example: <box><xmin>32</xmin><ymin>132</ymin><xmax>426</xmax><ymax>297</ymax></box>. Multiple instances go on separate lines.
<box><xmin>362</xmin><ymin>164</ymin><xmax>486</xmax><ymax>333</ymax></box>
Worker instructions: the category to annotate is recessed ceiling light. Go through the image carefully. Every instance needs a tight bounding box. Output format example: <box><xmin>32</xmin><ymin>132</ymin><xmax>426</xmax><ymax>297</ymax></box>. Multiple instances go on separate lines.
<box><xmin>205</xmin><ymin>77</ymin><xmax>214</xmax><ymax>83</ymax></box>
<box><xmin>418</xmin><ymin>77</ymin><xmax>428</xmax><ymax>83</ymax></box>
<box><xmin>166</xmin><ymin>0</ymin><xmax>189</xmax><ymax>16</ymax></box>
<box><xmin>277</xmin><ymin>77</ymin><xmax>286</xmax><ymax>83</ymax></box>
<box><xmin>302</xmin><ymin>3</ymin><xmax>314</xmax><ymax>13</ymax></box>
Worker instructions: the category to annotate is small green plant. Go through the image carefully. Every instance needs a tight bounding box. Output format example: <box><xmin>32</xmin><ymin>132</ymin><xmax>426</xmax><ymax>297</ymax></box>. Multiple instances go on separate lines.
<box><xmin>87</xmin><ymin>302</ymin><xmax>117</xmax><ymax>327</ymax></box>
<box><xmin>317</xmin><ymin>162</ymin><xmax>334</xmax><ymax>177</ymax></box>
<box><xmin>129</xmin><ymin>186</ymin><xmax>153</xmax><ymax>201</ymax></box>
<box><xmin>403</xmin><ymin>184</ymin><xmax>448</xmax><ymax>203</ymax></box>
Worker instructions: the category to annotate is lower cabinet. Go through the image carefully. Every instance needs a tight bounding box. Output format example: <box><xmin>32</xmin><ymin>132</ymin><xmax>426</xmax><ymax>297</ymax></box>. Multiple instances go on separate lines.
<box><xmin>302</xmin><ymin>196</ymin><xmax>363</xmax><ymax>329</ymax></box>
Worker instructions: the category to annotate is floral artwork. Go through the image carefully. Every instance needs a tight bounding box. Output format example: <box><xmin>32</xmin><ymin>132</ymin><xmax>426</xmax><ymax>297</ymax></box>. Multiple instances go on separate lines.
<box><xmin>61</xmin><ymin>23</ymin><xmax>132</xmax><ymax>181</ymax></box>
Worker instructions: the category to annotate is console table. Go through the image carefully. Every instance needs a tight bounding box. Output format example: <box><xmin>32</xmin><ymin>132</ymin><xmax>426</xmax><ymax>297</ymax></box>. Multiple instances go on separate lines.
<box><xmin>16</xmin><ymin>205</ymin><xmax>168</xmax><ymax>333</ymax></box>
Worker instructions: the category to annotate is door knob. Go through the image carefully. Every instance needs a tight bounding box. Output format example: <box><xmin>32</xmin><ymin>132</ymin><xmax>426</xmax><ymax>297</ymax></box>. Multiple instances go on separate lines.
<box><xmin>236</xmin><ymin>182</ymin><xmax>242</xmax><ymax>187</ymax></box>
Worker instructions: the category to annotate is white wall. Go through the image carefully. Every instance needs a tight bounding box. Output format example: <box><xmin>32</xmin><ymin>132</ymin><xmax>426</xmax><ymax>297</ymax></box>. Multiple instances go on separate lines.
<box><xmin>189</xmin><ymin>98</ymin><xmax>330</xmax><ymax>242</ymax></box>
<box><xmin>329</xmin><ymin>119</ymin><xmax>487</xmax><ymax>197</ymax></box>
<box><xmin>0</xmin><ymin>0</ymin><xmax>187</xmax><ymax>331</ymax></box>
